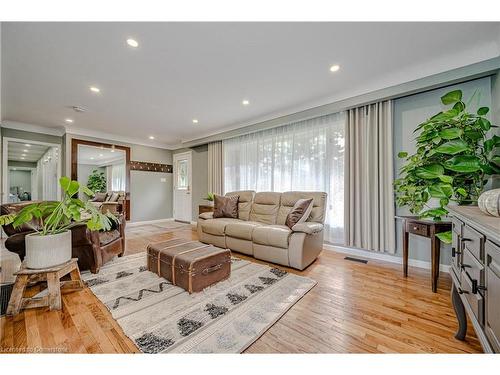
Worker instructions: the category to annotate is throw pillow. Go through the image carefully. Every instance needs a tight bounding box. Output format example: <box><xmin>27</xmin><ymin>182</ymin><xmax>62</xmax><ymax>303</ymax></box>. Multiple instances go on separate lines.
<box><xmin>93</xmin><ymin>192</ymin><xmax>108</xmax><ymax>202</ymax></box>
<box><xmin>285</xmin><ymin>198</ymin><xmax>314</xmax><ymax>229</ymax></box>
<box><xmin>213</xmin><ymin>194</ymin><xmax>239</xmax><ymax>219</ymax></box>
<box><xmin>108</xmin><ymin>192</ymin><xmax>120</xmax><ymax>202</ymax></box>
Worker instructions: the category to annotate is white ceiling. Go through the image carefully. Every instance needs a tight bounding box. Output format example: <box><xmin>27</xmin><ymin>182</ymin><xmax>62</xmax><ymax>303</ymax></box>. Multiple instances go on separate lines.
<box><xmin>2</xmin><ymin>22</ymin><xmax>500</xmax><ymax>148</ymax></box>
<box><xmin>78</xmin><ymin>144</ymin><xmax>125</xmax><ymax>166</ymax></box>
<box><xmin>8</xmin><ymin>141</ymin><xmax>50</xmax><ymax>163</ymax></box>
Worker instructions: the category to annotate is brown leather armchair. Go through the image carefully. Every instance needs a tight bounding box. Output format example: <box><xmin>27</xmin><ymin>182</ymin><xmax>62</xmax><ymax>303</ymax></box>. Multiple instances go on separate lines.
<box><xmin>1</xmin><ymin>202</ymin><xmax>125</xmax><ymax>274</ymax></box>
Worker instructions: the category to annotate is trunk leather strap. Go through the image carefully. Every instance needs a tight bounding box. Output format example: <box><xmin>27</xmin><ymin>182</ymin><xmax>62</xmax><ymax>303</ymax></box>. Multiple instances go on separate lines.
<box><xmin>171</xmin><ymin>244</ymin><xmax>210</xmax><ymax>286</ymax></box>
<box><xmin>154</xmin><ymin>241</ymin><xmax>197</xmax><ymax>277</ymax></box>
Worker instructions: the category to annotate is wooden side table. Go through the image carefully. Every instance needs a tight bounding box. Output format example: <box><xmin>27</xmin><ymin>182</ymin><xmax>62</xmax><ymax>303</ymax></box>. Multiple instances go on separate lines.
<box><xmin>397</xmin><ymin>216</ymin><xmax>451</xmax><ymax>293</ymax></box>
<box><xmin>199</xmin><ymin>204</ymin><xmax>214</xmax><ymax>215</ymax></box>
<box><xmin>6</xmin><ymin>258</ymin><xmax>83</xmax><ymax>316</ymax></box>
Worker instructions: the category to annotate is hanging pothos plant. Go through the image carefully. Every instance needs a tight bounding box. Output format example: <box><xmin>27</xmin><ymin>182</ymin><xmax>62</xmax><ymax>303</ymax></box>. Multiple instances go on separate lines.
<box><xmin>394</xmin><ymin>89</ymin><xmax>500</xmax><ymax>243</ymax></box>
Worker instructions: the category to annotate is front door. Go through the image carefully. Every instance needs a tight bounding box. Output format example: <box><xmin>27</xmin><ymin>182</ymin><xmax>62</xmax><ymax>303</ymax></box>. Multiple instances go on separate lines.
<box><xmin>173</xmin><ymin>151</ymin><xmax>192</xmax><ymax>223</ymax></box>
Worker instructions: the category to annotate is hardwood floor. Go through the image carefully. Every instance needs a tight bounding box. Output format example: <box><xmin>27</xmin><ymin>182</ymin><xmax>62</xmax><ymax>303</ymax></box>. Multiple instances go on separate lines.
<box><xmin>1</xmin><ymin>222</ymin><xmax>482</xmax><ymax>353</ymax></box>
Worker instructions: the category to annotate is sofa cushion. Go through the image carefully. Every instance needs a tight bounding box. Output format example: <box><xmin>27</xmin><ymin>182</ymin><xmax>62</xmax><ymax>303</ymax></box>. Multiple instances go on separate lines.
<box><xmin>252</xmin><ymin>225</ymin><xmax>291</xmax><ymax>249</ymax></box>
<box><xmin>225</xmin><ymin>221</ymin><xmax>263</xmax><ymax>240</ymax></box>
<box><xmin>285</xmin><ymin>198</ymin><xmax>313</xmax><ymax>228</ymax></box>
<box><xmin>93</xmin><ymin>192</ymin><xmax>108</xmax><ymax>202</ymax></box>
<box><xmin>213</xmin><ymin>194</ymin><xmax>239</xmax><ymax>219</ymax></box>
<box><xmin>201</xmin><ymin>218</ymin><xmax>240</xmax><ymax>236</ymax></box>
<box><xmin>225</xmin><ymin>190</ymin><xmax>254</xmax><ymax>221</ymax></box>
<box><xmin>277</xmin><ymin>191</ymin><xmax>328</xmax><ymax>225</ymax></box>
<box><xmin>249</xmin><ymin>192</ymin><xmax>281</xmax><ymax>224</ymax></box>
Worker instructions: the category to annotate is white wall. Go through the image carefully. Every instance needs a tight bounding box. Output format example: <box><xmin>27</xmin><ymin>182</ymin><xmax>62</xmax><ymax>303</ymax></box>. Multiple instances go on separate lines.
<box><xmin>393</xmin><ymin>76</ymin><xmax>492</xmax><ymax>264</ymax></box>
<box><xmin>9</xmin><ymin>169</ymin><xmax>31</xmax><ymax>197</ymax></box>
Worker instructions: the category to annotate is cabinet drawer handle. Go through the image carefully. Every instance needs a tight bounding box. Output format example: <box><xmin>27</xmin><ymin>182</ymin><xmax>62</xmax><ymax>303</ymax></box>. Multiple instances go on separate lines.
<box><xmin>457</xmin><ymin>288</ymin><xmax>469</xmax><ymax>295</ymax></box>
<box><xmin>461</xmin><ymin>264</ymin><xmax>471</xmax><ymax>269</ymax></box>
<box><xmin>461</xmin><ymin>238</ymin><xmax>472</xmax><ymax>243</ymax></box>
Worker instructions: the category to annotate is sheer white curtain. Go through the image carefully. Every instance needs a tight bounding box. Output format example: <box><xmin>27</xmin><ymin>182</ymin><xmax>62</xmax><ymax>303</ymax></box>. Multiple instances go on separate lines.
<box><xmin>223</xmin><ymin>112</ymin><xmax>346</xmax><ymax>244</ymax></box>
<box><xmin>109</xmin><ymin>163</ymin><xmax>126</xmax><ymax>191</ymax></box>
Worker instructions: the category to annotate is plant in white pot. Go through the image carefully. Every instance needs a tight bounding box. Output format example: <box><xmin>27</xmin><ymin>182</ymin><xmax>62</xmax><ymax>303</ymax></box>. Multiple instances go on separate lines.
<box><xmin>204</xmin><ymin>192</ymin><xmax>215</xmax><ymax>206</ymax></box>
<box><xmin>0</xmin><ymin>177</ymin><xmax>115</xmax><ymax>269</ymax></box>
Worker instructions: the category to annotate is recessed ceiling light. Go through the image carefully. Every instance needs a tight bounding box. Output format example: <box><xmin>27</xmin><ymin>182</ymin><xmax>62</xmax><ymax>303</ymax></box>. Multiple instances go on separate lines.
<box><xmin>127</xmin><ymin>38</ymin><xmax>139</xmax><ymax>48</ymax></box>
<box><xmin>149</xmin><ymin>136</ymin><xmax>155</xmax><ymax>140</ymax></box>
<box><xmin>65</xmin><ymin>118</ymin><xmax>74</xmax><ymax>123</ymax></box>
<box><xmin>192</xmin><ymin>119</ymin><xmax>199</xmax><ymax>124</ymax></box>
<box><xmin>330</xmin><ymin>64</ymin><xmax>340</xmax><ymax>72</ymax></box>
<box><xmin>20</xmin><ymin>157</ymin><xmax>25</xmax><ymax>160</ymax></box>
<box><xmin>23</xmin><ymin>149</ymin><xmax>28</xmax><ymax>152</ymax></box>
<box><xmin>99</xmin><ymin>154</ymin><xmax>104</xmax><ymax>157</ymax></box>
<box><xmin>22</xmin><ymin>154</ymin><xmax>26</xmax><ymax>157</ymax></box>
<box><xmin>25</xmin><ymin>144</ymin><xmax>31</xmax><ymax>147</ymax></box>
<box><xmin>90</xmin><ymin>86</ymin><xmax>100</xmax><ymax>93</ymax></box>
<box><xmin>90</xmin><ymin>157</ymin><xmax>95</xmax><ymax>160</ymax></box>
<box><xmin>242</xmin><ymin>99</ymin><xmax>250</xmax><ymax>106</ymax></box>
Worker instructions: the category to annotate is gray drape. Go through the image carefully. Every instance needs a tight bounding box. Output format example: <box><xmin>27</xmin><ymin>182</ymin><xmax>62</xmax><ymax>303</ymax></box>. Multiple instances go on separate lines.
<box><xmin>344</xmin><ymin>100</ymin><xmax>395</xmax><ymax>253</ymax></box>
<box><xmin>208</xmin><ymin>141</ymin><xmax>224</xmax><ymax>195</ymax></box>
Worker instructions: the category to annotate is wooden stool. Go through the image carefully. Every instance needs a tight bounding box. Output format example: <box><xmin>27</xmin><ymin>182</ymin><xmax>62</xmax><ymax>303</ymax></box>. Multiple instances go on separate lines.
<box><xmin>6</xmin><ymin>258</ymin><xmax>83</xmax><ymax>316</ymax></box>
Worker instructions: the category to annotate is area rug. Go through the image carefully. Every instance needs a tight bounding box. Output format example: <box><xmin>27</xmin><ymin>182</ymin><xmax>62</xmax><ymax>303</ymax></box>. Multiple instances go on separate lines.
<box><xmin>81</xmin><ymin>252</ymin><xmax>316</xmax><ymax>353</ymax></box>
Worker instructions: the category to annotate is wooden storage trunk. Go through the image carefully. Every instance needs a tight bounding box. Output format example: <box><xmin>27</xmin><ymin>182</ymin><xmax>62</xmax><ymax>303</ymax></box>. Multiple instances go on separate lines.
<box><xmin>147</xmin><ymin>239</ymin><xmax>231</xmax><ymax>293</ymax></box>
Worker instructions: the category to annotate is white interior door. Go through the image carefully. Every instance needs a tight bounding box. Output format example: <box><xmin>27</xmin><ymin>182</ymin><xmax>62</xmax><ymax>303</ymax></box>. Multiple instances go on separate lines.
<box><xmin>173</xmin><ymin>151</ymin><xmax>192</xmax><ymax>222</ymax></box>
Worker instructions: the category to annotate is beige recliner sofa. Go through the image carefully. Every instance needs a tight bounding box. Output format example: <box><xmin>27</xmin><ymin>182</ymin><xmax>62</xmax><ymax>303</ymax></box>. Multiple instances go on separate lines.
<box><xmin>197</xmin><ymin>191</ymin><xmax>327</xmax><ymax>270</ymax></box>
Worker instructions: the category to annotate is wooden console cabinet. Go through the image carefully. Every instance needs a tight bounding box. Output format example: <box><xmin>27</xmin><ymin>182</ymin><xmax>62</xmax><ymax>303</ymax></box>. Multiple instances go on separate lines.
<box><xmin>447</xmin><ymin>205</ymin><xmax>500</xmax><ymax>353</ymax></box>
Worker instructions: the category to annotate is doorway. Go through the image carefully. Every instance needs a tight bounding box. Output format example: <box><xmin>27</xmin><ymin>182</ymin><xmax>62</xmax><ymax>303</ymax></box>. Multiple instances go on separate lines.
<box><xmin>173</xmin><ymin>151</ymin><xmax>192</xmax><ymax>223</ymax></box>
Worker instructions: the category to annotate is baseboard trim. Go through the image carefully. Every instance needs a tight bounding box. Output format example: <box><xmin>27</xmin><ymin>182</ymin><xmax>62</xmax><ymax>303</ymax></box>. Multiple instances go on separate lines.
<box><xmin>127</xmin><ymin>218</ymin><xmax>174</xmax><ymax>227</ymax></box>
<box><xmin>323</xmin><ymin>244</ymin><xmax>451</xmax><ymax>273</ymax></box>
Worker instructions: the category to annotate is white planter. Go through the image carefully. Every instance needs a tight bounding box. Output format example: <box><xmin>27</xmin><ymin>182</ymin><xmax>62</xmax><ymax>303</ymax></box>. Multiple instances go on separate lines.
<box><xmin>25</xmin><ymin>231</ymin><xmax>72</xmax><ymax>269</ymax></box>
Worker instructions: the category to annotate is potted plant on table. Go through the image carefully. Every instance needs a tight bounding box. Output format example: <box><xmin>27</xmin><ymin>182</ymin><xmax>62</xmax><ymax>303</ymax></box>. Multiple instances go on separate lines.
<box><xmin>394</xmin><ymin>89</ymin><xmax>500</xmax><ymax>243</ymax></box>
<box><xmin>0</xmin><ymin>177</ymin><xmax>116</xmax><ymax>269</ymax></box>
<box><xmin>87</xmin><ymin>169</ymin><xmax>107</xmax><ymax>193</ymax></box>
<box><xmin>204</xmin><ymin>192</ymin><xmax>215</xmax><ymax>206</ymax></box>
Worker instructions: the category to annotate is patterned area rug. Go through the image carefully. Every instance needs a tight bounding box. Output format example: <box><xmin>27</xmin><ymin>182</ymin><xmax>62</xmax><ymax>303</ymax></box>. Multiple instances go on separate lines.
<box><xmin>81</xmin><ymin>252</ymin><xmax>316</xmax><ymax>353</ymax></box>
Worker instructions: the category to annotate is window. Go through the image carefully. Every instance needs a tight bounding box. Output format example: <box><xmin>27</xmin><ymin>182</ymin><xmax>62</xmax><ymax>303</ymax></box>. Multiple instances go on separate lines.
<box><xmin>110</xmin><ymin>163</ymin><xmax>126</xmax><ymax>191</ymax></box>
<box><xmin>177</xmin><ymin>159</ymin><xmax>188</xmax><ymax>189</ymax></box>
<box><xmin>223</xmin><ymin>112</ymin><xmax>346</xmax><ymax>244</ymax></box>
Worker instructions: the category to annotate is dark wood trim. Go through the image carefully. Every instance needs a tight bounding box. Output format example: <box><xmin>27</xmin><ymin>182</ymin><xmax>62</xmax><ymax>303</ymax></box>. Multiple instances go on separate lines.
<box><xmin>71</xmin><ymin>138</ymin><xmax>131</xmax><ymax>220</ymax></box>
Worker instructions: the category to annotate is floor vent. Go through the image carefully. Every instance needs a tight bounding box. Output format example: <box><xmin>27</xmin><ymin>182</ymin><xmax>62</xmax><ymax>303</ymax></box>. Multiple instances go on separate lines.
<box><xmin>344</xmin><ymin>256</ymin><xmax>368</xmax><ymax>264</ymax></box>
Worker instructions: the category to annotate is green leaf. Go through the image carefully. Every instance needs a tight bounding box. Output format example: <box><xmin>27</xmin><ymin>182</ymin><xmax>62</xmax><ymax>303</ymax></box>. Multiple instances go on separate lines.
<box><xmin>456</xmin><ymin>188</ymin><xmax>467</xmax><ymax>197</ymax></box>
<box><xmin>59</xmin><ymin>176</ymin><xmax>71</xmax><ymax>193</ymax></box>
<box><xmin>464</xmin><ymin>130</ymin><xmax>483</xmax><ymax>140</ymax></box>
<box><xmin>436</xmin><ymin>231</ymin><xmax>452</xmax><ymax>244</ymax></box>
<box><xmin>428</xmin><ymin>183</ymin><xmax>453</xmax><ymax>199</ymax></box>
<box><xmin>477</xmin><ymin>107</ymin><xmax>489</xmax><ymax>115</ymax></box>
<box><xmin>420</xmin><ymin>207</ymin><xmax>448</xmax><ymax>221</ymax></box>
<box><xmin>0</xmin><ymin>213</ymin><xmax>15</xmax><ymax>226</ymax></box>
<box><xmin>398</xmin><ymin>151</ymin><xmax>408</xmax><ymax>158</ymax></box>
<box><xmin>67</xmin><ymin>181</ymin><xmax>80</xmax><ymax>197</ymax></box>
<box><xmin>82</xmin><ymin>186</ymin><xmax>95</xmax><ymax>197</ymax></box>
<box><xmin>492</xmin><ymin>155</ymin><xmax>500</xmax><ymax>166</ymax></box>
<box><xmin>477</xmin><ymin>118</ymin><xmax>491</xmax><ymax>131</ymax></box>
<box><xmin>432</xmin><ymin>136</ymin><xmax>442</xmax><ymax>145</ymax></box>
<box><xmin>438</xmin><ymin>175</ymin><xmax>453</xmax><ymax>183</ymax></box>
<box><xmin>435</xmin><ymin>139</ymin><xmax>468</xmax><ymax>155</ymax></box>
<box><xmin>453</xmin><ymin>101</ymin><xmax>465</xmax><ymax>113</ymax></box>
<box><xmin>441</xmin><ymin>90</ymin><xmax>462</xmax><ymax>105</ymax></box>
<box><xmin>439</xmin><ymin>128</ymin><xmax>462</xmax><ymax>140</ymax></box>
<box><xmin>415</xmin><ymin>164</ymin><xmax>444</xmax><ymax>179</ymax></box>
<box><xmin>444</xmin><ymin>155</ymin><xmax>481</xmax><ymax>173</ymax></box>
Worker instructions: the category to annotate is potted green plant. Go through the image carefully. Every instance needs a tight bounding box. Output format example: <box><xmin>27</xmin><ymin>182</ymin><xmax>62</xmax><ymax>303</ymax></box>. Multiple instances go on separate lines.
<box><xmin>87</xmin><ymin>169</ymin><xmax>107</xmax><ymax>193</ymax></box>
<box><xmin>204</xmin><ymin>192</ymin><xmax>215</xmax><ymax>206</ymax></box>
<box><xmin>0</xmin><ymin>177</ymin><xmax>115</xmax><ymax>269</ymax></box>
<box><xmin>395</xmin><ymin>89</ymin><xmax>499</xmax><ymax>243</ymax></box>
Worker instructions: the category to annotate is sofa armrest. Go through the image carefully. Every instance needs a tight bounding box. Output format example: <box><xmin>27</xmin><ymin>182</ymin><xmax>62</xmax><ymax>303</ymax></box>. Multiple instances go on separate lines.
<box><xmin>292</xmin><ymin>222</ymin><xmax>323</xmax><ymax>234</ymax></box>
<box><xmin>199</xmin><ymin>212</ymin><xmax>213</xmax><ymax>220</ymax></box>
